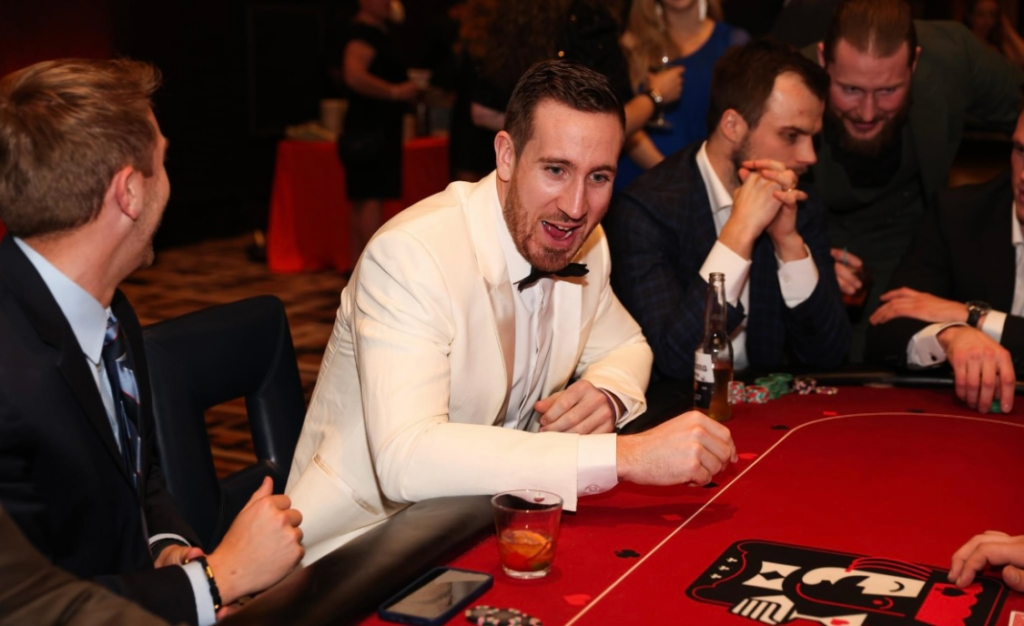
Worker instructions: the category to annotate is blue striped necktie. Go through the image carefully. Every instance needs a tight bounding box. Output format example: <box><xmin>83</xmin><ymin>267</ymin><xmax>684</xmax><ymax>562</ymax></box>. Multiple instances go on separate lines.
<box><xmin>103</xmin><ymin>313</ymin><xmax>142</xmax><ymax>494</ymax></box>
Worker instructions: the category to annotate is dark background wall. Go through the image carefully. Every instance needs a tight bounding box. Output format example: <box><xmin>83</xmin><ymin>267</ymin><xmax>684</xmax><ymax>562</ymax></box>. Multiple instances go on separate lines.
<box><xmin>1</xmin><ymin>0</ymin><xmax>1014</xmax><ymax>248</ymax></box>
<box><xmin>0</xmin><ymin>0</ymin><xmax>451</xmax><ymax>248</ymax></box>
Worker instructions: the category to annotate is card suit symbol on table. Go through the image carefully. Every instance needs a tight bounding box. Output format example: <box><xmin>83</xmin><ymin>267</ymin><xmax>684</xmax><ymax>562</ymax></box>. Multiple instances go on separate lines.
<box><xmin>615</xmin><ymin>549</ymin><xmax>640</xmax><ymax>559</ymax></box>
<box><xmin>770</xmin><ymin>424</ymin><xmax>790</xmax><ymax>430</ymax></box>
<box><xmin>823</xmin><ymin>410</ymin><xmax>839</xmax><ymax>417</ymax></box>
<box><xmin>703</xmin><ymin>482</ymin><xmax>719</xmax><ymax>489</ymax></box>
<box><xmin>563</xmin><ymin>593</ymin><xmax>592</xmax><ymax>607</ymax></box>
<box><xmin>738</xmin><ymin>453</ymin><xmax>758</xmax><ymax>460</ymax></box>
<box><xmin>662</xmin><ymin>514</ymin><xmax>683</xmax><ymax>521</ymax></box>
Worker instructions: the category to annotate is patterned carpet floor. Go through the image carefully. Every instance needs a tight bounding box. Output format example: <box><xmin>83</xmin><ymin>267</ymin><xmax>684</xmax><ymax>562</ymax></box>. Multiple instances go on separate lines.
<box><xmin>121</xmin><ymin>234</ymin><xmax>347</xmax><ymax>477</ymax></box>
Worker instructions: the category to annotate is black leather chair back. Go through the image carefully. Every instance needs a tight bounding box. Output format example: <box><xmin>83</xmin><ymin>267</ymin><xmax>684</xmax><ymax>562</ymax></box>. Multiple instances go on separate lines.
<box><xmin>143</xmin><ymin>295</ymin><xmax>306</xmax><ymax>549</ymax></box>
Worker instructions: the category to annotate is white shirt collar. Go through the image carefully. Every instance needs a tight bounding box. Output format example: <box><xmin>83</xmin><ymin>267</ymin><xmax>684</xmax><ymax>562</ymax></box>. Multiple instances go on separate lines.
<box><xmin>493</xmin><ymin>182</ymin><xmax>539</xmax><ymax>288</ymax></box>
<box><xmin>695</xmin><ymin>141</ymin><xmax>735</xmax><ymax>215</ymax></box>
<box><xmin>14</xmin><ymin>237</ymin><xmax>109</xmax><ymax>365</ymax></box>
<box><xmin>1013</xmin><ymin>202</ymin><xmax>1023</xmax><ymax>247</ymax></box>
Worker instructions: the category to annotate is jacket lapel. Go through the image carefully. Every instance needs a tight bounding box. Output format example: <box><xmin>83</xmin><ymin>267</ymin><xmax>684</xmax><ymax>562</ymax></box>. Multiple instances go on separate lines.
<box><xmin>0</xmin><ymin>237</ymin><xmax>133</xmax><ymax>485</ymax></box>
<box><xmin>978</xmin><ymin>179</ymin><xmax>1017</xmax><ymax>312</ymax></box>
<box><xmin>463</xmin><ymin>174</ymin><xmax>516</xmax><ymax>425</ymax></box>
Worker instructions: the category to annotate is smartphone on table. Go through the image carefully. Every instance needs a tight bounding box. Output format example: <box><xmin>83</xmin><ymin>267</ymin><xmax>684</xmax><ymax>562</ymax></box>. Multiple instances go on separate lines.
<box><xmin>378</xmin><ymin>566</ymin><xmax>493</xmax><ymax>625</ymax></box>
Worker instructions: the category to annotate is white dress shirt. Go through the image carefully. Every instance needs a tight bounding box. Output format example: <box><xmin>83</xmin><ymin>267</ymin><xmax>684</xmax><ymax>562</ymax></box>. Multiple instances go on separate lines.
<box><xmin>492</xmin><ymin>196</ymin><xmax>619</xmax><ymax>496</ymax></box>
<box><xmin>907</xmin><ymin>202</ymin><xmax>1024</xmax><ymax>366</ymax></box>
<box><xmin>693</xmin><ymin>143</ymin><xmax>820</xmax><ymax>370</ymax></box>
<box><xmin>14</xmin><ymin>237</ymin><xmax>216</xmax><ymax>626</ymax></box>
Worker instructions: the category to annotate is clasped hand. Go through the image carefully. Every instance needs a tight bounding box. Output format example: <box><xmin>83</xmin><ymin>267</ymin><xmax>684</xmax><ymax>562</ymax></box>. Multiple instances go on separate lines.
<box><xmin>721</xmin><ymin>160</ymin><xmax>807</xmax><ymax>261</ymax></box>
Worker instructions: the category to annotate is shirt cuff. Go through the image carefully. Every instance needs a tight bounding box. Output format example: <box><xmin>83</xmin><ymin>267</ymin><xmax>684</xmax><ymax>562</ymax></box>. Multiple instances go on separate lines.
<box><xmin>700</xmin><ymin>241</ymin><xmax>751</xmax><ymax>305</ymax></box>
<box><xmin>598</xmin><ymin>387</ymin><xmax>639</xmax><ymax>429</ymax></box>
<box><xmin>148</xmin><ymin>533</ymin><xmax>191</xmax><ymax>548</ymax></box>
<box><xmin>181</xmin><ymin>561</ymin><xmax>217</xmax><ymax>626</ymax></box>
<box><xmin>775</xmin><ymin>245</ymin><xmax>818</xmax><ymax>308</ymax></box>
<box><xmin>981</xmin><ymin>310</ymin><xmax>1007</xmax><ymax>344</ymax></box>
<box><xmin>907</xmin><ymin>322</ymin><xmax>968</xmax><ymax>367</ymax></box>
<box><xmin>577</xmin><ymin>433</ymin><xmax>618</xmax><ymax>496</ymax></box>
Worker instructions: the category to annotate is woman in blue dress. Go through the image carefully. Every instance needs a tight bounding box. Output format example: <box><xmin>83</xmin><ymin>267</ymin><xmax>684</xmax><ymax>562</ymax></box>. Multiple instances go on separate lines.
<box><xmin>616</xmin><ymin>0</ymin><xmax>748</xmax><ymax>190</ymax></box>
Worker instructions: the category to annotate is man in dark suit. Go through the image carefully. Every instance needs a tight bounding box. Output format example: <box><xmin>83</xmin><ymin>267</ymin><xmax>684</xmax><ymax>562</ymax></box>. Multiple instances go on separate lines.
<box><xmin>865</xmin><ymin>109</ymin><xmax>1024</xmax><ymax>414</ymax></box>
<box><xmin>605</xmin><ymin>40</ymin><xmax>850</xmax><ymax>381</ymax></box>
<box><xmin>805</xmin><ymin>0</ymin><xmax>1024</xmax><ymax>361</ymax></box>
<box><xmin>0</xmin><ymin>59</ymin><xmax>303</xmax><ymax>625</ymax></box>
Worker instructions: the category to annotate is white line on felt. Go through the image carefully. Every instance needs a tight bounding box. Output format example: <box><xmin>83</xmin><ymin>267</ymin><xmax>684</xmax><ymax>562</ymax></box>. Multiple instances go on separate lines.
<box><xmin>562</xmin><ymin>411</ymin><xmax>1022</xmax><ymax>626</ymax></box>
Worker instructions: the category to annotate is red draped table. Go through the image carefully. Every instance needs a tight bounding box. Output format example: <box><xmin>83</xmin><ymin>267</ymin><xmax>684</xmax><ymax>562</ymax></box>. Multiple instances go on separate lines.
<box><xmin>266</xmin><ymin>136</ymin><xmax>450</xmax><ymax>273</ymax></box>
<box><xmin>359</xmin><ymin>387</ymin><xmax>1024</xmax><ymax>626</ymax></box>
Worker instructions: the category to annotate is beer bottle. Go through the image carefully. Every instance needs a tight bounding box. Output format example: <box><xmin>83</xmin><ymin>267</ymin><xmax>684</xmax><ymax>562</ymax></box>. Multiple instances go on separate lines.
<box><xmin>693</xmin><ymin>272</ymin><xmax>733</xmax><ymax>422</ymax></box>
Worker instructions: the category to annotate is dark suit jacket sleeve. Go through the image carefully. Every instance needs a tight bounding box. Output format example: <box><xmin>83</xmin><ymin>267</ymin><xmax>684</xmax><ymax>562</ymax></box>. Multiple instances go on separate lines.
<box><xmin>957</xmin><ymin>21</ymin><xmax>1024</xmax><ymax>134</ymax></box>
<box><xmin>0</xmin><ymin>506</ymin><xmax>173</xmax><ymax>626</ymax></box>
<box><xmin>780</xmin><ymin>192</ymin><xmax>851</xmax><ymax>367</ymax></box>
<box><xmin>606</xmin><ymin>190</ymin><xmax>745</xmax><ymax>381</ymax></box>
<box><xmin>865</xmin><ymin>202</ymin><xmax>952</xmax><ymax>366</ymax></box>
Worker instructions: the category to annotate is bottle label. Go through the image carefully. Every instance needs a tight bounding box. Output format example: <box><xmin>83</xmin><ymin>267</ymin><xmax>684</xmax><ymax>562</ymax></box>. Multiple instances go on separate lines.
<box><xmin>693</xmin><ymin>352</ymin><xmax>714</xmax><ymax>409</ymax></box>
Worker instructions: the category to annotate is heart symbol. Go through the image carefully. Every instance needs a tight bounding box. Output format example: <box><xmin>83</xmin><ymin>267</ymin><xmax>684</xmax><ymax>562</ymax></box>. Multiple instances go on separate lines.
<box><xmin>564</xmin><ymin>594</ymin><xmax>592</xmax><ymax>606</ymax></box>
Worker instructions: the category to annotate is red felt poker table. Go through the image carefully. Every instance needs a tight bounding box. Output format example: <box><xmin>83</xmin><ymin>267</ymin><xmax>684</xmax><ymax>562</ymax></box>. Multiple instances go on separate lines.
<box><xmin>223</xmin><ymin>384</ymin><xmax>1024</xmax><ymax>626</ymax></box>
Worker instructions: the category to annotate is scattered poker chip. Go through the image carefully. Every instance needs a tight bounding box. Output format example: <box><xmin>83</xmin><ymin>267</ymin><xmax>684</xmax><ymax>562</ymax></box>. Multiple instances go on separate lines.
<box><xmin>815</xmin><ymin>386</ymin><xmax>839</xmax><ymax>395</ymax></box>
<box><xmin>745</xmin><ymin>385</ymin><xmax>769</xmax><ymax>404</ymax></box>
<box><xmin>793</xmin><ymin>376</ymin><xmax>817</xmax><ymax>395</ymax></box>
<box><xmin>466</xmin><ymin>606</ymin><xmax>543</xmax><ymax>626</ymax></box>
<box><xmin>769</xmin><ymin>372</ymin><xmax>794</xmax><ymax>383</ymax></box>
<box><xmin>728</xmin><ymin>381</ymin><xmax>746</xmax><ymax>404</ymax></box>
<box><xmin>989</xmin><ymin>399</ymin><xmax>1002</xmax><ymax>413</ymax></box>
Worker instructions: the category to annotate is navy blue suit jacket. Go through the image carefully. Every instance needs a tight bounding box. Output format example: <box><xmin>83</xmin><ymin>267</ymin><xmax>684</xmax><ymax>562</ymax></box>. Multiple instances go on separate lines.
<box><xmin>0</xmin><ymin>236</ymin><xmax>200</xmax><ymax>625</ymax></box>
<box><xmin>604</xmin><ymin>142</ymin><xmax>850</xmax><ymax>380</ymax></box>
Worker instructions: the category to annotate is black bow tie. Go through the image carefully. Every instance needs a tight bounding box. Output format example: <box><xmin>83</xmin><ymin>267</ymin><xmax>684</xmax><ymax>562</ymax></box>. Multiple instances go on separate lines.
<box><xmin>517</xmin><ymin>263</ymin><xmax>589</xmax><ymax>291</ymax></box>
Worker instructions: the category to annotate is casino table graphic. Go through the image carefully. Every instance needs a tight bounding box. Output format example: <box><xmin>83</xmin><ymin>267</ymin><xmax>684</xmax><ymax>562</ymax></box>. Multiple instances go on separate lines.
<box><xmin>687</xmin><ymin>540</ymin><xmax>1004</xmax><ymax>625</ymax></box>
<box><xmin>426</xmin><ymin>390</ymin><xmax>1024</xmax><ymax>626</ymax></box>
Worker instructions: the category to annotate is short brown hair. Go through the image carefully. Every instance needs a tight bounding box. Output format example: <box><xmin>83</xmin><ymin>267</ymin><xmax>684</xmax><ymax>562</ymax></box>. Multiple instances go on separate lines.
<box><xmin>504</xmin><ymin>59</ymin><xmax>625</xmax><ymax>158</ymax></box>
<box><xmin>707</xmin><ymin>39</ymin><xmax>829</xmax><ymax>135</ymax></box>
<box><xmin>822</xmin><ymin>0</ymin><xmax>917</xmax><ymax>66</ymax></box>
<box><xmin>0</xmin><ymin>58</ymin><xmax>161</xmax><ymax>238</ymax></box>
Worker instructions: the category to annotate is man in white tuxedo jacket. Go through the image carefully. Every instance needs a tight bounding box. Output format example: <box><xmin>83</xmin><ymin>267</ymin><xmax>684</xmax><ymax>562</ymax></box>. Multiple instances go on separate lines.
<box><xmin>287</xmin><ymin>61</ymin><xmax>737</xmax><ymax>563</ymax></box>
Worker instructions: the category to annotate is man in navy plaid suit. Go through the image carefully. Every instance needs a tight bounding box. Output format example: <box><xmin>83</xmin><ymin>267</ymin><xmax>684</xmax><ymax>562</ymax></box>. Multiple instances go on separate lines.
<box><xmin>605</xmin><ymin>40</ymin><xmax>850</xmax><ymax>381</ymax></box>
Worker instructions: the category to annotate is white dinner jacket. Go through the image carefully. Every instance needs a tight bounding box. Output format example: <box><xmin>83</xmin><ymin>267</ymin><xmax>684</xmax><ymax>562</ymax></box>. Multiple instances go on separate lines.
<box><xmin>286</xmin><ymin>172</ymin><xmax>652</xmax><ymax>562</ymax></box>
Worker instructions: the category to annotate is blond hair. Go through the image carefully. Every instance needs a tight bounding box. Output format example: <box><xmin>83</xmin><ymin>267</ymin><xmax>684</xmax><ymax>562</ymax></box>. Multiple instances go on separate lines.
<box><xmin>0</xmin><ymin>58</ymin><xmax>160</xmax><ymax>237</ymax></box>
<box><xmin>622</xmin><ymin>0</ymin><xmax>723</xmax><ymax>87</ymax></box>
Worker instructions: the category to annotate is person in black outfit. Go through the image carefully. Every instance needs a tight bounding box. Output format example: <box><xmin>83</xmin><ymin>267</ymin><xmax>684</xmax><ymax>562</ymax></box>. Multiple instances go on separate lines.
<box><xmin>456</xmin><ymin>0</ymin><xmax>683</xmax><ymax>173</ymax></box>
<box><xmin>338</xmin><ymin>0</ymin><xmax>419</xmax><ymax>260</ymax></box>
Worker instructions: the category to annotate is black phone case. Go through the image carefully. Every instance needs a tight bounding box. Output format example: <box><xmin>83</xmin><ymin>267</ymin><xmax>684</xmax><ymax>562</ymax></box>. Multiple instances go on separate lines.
<box><xmin>378</xmin><ymin>566</ymin><xmax>494</xmax><ymax>626</ymax></box>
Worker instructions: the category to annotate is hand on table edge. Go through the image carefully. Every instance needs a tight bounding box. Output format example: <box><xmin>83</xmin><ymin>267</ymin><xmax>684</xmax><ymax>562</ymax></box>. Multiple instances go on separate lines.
<box><xmin>615</xmin><ymin>410</ymin><xmax>736</xmax><ymax>487</ymax></box>
<box><xmin>937</xmin><ymin>325</ymin><xmax>1015</xmax><ymax>413</ymax></box>
<box><xmin>949</xmin><ymin>530</ymin><xmax>1024</xmax><ymax>592</ymax></box>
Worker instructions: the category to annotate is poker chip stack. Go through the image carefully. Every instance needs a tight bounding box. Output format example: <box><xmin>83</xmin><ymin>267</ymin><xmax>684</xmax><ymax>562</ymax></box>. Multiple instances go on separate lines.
<box><xmin>466</xmin><ymin>606</ymin><xmax>543</xmax><ymax>626</ymax></box>
<box><xmin>794</xmin><ymin>376</ymin><xmax>817</xmax><ymax>395</ymax></box>
<box><xmin>753</xmin><ymin>374</ymin><xmax>791</xmax><ymax>399</ymax></box>
<box><xmin>727</xmin><ymin>373</ymin><xmax>840</xmax><ymax>405</ymax></box>
<box><xmin>744</xmin><ymin>385</ymin><xmax>769</xmax><ymax>404</ymax></box>
<box><xmin>769</xmin><ymin>373</ymin><xmax>793</xmax><ymax>395</ymax></box>
<box><xmin>728</xmin><ymin>381</ymin><xmax>745</xmax><ymax>405</ymax></box>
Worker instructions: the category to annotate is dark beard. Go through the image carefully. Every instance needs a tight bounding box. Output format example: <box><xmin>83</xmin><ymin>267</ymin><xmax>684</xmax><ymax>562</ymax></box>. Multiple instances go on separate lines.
<box><xmin>501</xmin><ymin>174</ymin><xmax>575</xmax><ymax>272</ymax></box>
<box><xmin>728</xmin><ymin>134</ymin><xmax>752</xmax><ymax>189</ymax></box>
<box><xmin>826</xmin><ymin>98</ymin><xmax>910</xmax><ymax>158</ymax></box>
